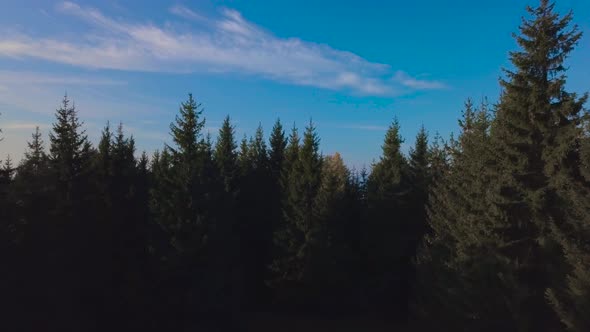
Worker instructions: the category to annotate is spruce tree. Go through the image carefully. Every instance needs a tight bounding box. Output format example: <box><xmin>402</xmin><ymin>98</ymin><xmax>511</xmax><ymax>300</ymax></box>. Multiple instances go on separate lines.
<box><xmin>526</xmin><ymin>1</ymin><xmax>590</xmax><ymax>330</ymax></box>
<box><xmin>284</xmin><ymin>124</ymin><xmax>301</xmax><ymax>173</ymax></box>
<box><xmin>214</xmin><ymin>115</ymin><xmax>238</xmax><ymax>193</ymax></box>
<box><xmin>20</xmin><ymin>127</ymin><xmax>48</xmax><ymax>176</ymax></box>
<box><xmin>414</xmin><ymin>99</ymin><xmax>498</xmax><ymax>330</ymax></box>
<box><xmin>365</xmin><ymin>118</ymin><xmax>408</xmax><ymax>313</ymax></box>
<box><xmin>0</xmin><ymin>156</ymin><xmax>15</xmax><ymax>232</ymax></box>
<box><xmin>158</xmin><ymin>93</ymin><xmax>209</xmax><ymax>255</ymax></box>
<box><xmin>269</xmin><ymin>119</ymin><xmax>287</xmax><ymax>182</ymax></box>
<box><xmin>249</xmin><ymin>124</ymin><xmax>269</xmax><ymax>170</ymax></box>
<box><xmin>270</xmin><ymin>121</ymin><xmax>322</xmax><ymax>297</ymax></box>
<box><xmin>96</xmin><ymin>123</ymin><xmax>114</xmax><ymax>221</ymax></box>
<box><xmin>236</xmin><ymin>124</ymin><xmax>274</xmax><ymax>307</ymax></box>
<box><xmin>44</xmin><ymin>94</ymin><xmax>98</xmax><ymax>330</ymax></box>
<box><xmin>238</xmin><ymin>134</ymin><xmax>251</xmax><ymax>173</ymax></box>
<box><xmin>268</xmin><ymin>119</ymin><xmax>288</xmax><ymax>283</ymax></box>
<box><xmin>150</xmin><ymin>94</ymin><xmax>218</xmax><ymax>329</ymax></box>
<box><xmin>407</xmin><ymin>126</ymin><xmax>431</xmax><ymax>236</ymax></box>
<box><xmin>0</xmin><ymin>154</ymin><xmax>19</xmax><ymax>329</ymax></box>
<box><xmin>483</xmin><ymin>1</ymin><xmax>586</xmax><ymax>330</ymax></box>
<box><xmin>313</xmin><ymin>153</ymin><xmax>362</xmax><ymax>309</ymax></box>
<box><xmin>395</xmin><ymin>125</ymin><xmax>431</xmax><ymax>317</ymax></box>
<box><xmin>49</xmin><ymin>95</ymin><xmax>93</xmax><ymax>212</ymax></box>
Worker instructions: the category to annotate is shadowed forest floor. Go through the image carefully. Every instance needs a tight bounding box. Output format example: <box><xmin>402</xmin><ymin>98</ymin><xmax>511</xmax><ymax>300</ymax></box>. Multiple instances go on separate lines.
<box><xmin>244</xmin><ymin>312</ymin><xmax>406</xmax><ymax>332</ymax></box>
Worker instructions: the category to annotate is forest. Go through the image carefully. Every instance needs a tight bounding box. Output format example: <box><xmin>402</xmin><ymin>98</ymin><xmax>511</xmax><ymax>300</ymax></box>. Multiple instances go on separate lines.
<box><xmin>1</xmin><ymin>1</ymin><xmax>589</xmax><ymax>331</ymax></box>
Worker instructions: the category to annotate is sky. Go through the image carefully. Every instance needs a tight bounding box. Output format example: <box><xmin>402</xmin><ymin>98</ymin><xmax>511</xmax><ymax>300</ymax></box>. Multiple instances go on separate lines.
<box><xmin>0</xmin><ymin>0</ymin><xmax>589</xmax><ymax>168</ymax></box>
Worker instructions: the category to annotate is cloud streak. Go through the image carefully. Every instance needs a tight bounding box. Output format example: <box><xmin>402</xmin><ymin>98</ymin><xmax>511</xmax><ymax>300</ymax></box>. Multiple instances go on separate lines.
<box><xmin>0</xmin><ymin>70</ymin><xmax>126</xmax><ymax>86</ymax></box>
<box><xmin>0</xmin><ymin>2</ymin><xmax>446</xmax><ymax>96</ymax></box>
<box><xmin>392</xmin><ymin>71</ymin><xmax>447</xmax><ymax>90</ymax></box>
<box><xmin>2</xmin><ymin>122</ymin><xmax>49</xmax><ymax>130</ymax></box>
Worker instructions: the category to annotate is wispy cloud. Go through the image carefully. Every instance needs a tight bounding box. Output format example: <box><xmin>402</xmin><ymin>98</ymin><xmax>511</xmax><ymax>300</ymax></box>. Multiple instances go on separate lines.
<box><xmin>392</xmin><ymin>71</ymin><xmax>447</xmax><ymax>90</ymax></box>
<box><xmin>0</xmin><ymin>70</ymin><xmax>126</xmax><ymax>86</ymax></box>
<box><xmin>0</xmin><ymin>2</ymin><xmax>446</xmax><ymax>96</ymax></box>
<box><xmin>169</xmin><ymin>5</ymin><xmax>210</xmax><ymax>23</ymax></box>
<box><xmin>3</xmin><ymin>122</ymin><xmax>49</xmax><ymax>130</ymax></box>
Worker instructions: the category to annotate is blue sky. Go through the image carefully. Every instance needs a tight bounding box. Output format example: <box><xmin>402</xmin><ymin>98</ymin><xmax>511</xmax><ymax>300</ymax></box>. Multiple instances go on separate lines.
<box><xmin>1</xmin><ymin>0</ymin><xmax>589</xmax><ymax>167</ymax></box>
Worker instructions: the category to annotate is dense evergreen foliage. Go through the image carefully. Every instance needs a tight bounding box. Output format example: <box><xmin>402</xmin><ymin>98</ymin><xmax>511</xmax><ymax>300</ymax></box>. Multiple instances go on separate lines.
<box><xmin>1</xmin><ymin>1</ymin><xmax>588</xmax><ymax>331</ymax></box>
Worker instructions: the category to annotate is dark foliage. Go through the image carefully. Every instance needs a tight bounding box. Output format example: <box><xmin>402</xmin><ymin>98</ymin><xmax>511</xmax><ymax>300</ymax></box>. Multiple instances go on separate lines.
<box><xmin>1</xmin><ymin>2</ymin><xmax>589</xmax><ymax>331</ymax></box>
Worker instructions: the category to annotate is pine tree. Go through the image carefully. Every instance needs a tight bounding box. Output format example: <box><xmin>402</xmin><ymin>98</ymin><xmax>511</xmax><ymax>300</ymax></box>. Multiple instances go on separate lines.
<box><xmin>408</xmin><ymin>126</ymin><xmax>430</xmax><ymax>198</ymax></box>
<box><xmin>365</xmin><ymin>118</ymin><xmax>409</xmax><ymax>313</ymax></box>
<box><xmin>428</xmin><ymin>132</ymin><xmax>450</xmax><ymax>183</ymax></box>
<box><xmin>135</xmin><ymin>151</ymin><xmax>150</xmax><ymax>229</ymax></box>
<box><xmin>12</xmin><ymin>126</ymin><xmax>52</xmax><ymax>243</ymax></box>
<box><xmin>8</xmin><ymin>126</ymin><xmax>54</xmax><ymax>329</ymax></box>
<box><xmin>49</xmin><ymin>94</ymin><xmax>93</xmax><ymax>213</ymax></box>
<box><xmin>0</xmin><ymin>155</ymin><xmax>15</xmax><ymax>224</ymax></box>
<box><xmin>148</xmin><ymin>148</ymin><xmax>175</xmax><ymax>261</ymax></box>
<box><xmin>407</xmin><ymin>125</ymin><xmax>431</xmax><ymax>241</ymax></box>
<box><xmin>20</xmin><ymin>127</ymin><xmax>48</xmax><ymax>176</ymax></box>
<box><xmin>268</xmin><ymin>123</ymin><xmax>298</xmax><ymax>293</ymax></box>
<box><xmin>545</xmin><ymin>115</ymin><xmax>590</xmax><ymax>331</ymax></box>
<box><xmin>96</xmin><ymin>122</ymin><xmax>114</xmax><ymax>219</ymax></box>
<box><xmin>44</xmin><ymin>94</ymin><xmax>99</xmax><ymax>330</ymax></box>
<box><xmin>0</xmin><ymin>154</ymin><xmax>20</xmax><ymax>330</ymax></box>
<box><xmin>168</xmin><ymin>94</ymin><xmax>205</xmax><ymax>161</ymax></box>
<box><xmin>267</xmin><ymin>118</ymin><xmax>288</xmax><ymax>282</ymax></box>
<box><xmin>313</xmin><ymin>153</ymin><xmax>362</xmax><ymax>309</ymax></box>
<box><xmin>269</xmin><ymin>119</ymin><xmax>287</xmax><ymax>182</ymax></box>
<box><xmin>234</xmin><ymin>124</ymin><xmax>274</xmax><ymax>307</ymax></box>
<box><xmin>158</xmin><ymin>93</ymin><xmax>209</xmax><ymax>255</ymax></box>
<box><xmin>524</xmin><ymin>1</ymin><xmax>590</xmax><ymax>330</ymax></box>
<box><xmin>149</xmin><ymin>94</ymin><xmax>219</xmax><ymax>329</ymax></box>
<box><xmin>214</xmin><ymin>116</ymin><xmax>238</xmax><ymax>193</ymax></box>
<box><xmin>238</xmin><ymin>134</ymin><xmax>251</xmax><ymax>173</ymax></box>
<box><xmin>270</xmin><ymin>120</ymin><xmax>322</xmax><ymax>297</ymax></box>
<box><xmin>393</xmin><ymin>125</ymin><xmax>432</xmax><ymax>318</ymax></box>
<box><xmin>93</xmin><ymin>122</ymin><xmax>147</xmax><ymax>329</ymax></box>
<box><xmin>414</xmin><ymin>99</ymin><xmax>498</xmax><ymax>330</ymax></box>
<box><xmin>249</xmin><ymin>124</ymin><xmax>269</xmax><ymax>170</ymax></box>
<box><xmin>284</xmin><ymin>124</ymin><xmax>301</xmax><ymax>173</ymax></box>
<box><xmin>480</xmin><ymin>1</ymin><xmax>587</xmax><ymax>330</ymax></box>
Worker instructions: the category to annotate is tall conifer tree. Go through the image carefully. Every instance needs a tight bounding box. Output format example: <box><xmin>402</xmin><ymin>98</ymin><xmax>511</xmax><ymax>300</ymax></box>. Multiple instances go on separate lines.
<box><xmin>270</xmin><ymin>121</ymin><xmax>322</xmax><ymax>296</ymax></box>
<box><xmin>365</xmin><ymin>118</ymin><xmax>408</xmax><ymax>312</ymax></box>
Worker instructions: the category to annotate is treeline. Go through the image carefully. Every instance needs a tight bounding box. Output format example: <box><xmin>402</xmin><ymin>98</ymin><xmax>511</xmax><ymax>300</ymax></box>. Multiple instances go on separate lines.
<box><xmin>1</xmin><ymin>1</ymin><xmax>590</xmax><ymax>331</ymax></box>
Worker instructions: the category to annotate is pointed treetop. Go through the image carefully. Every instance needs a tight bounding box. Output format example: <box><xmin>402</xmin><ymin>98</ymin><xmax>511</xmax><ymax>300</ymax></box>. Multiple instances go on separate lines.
<box><xmin>409</xmin><ymin>125</ymin><xmax>429</xmax><ymax>172</ymax></box>
<box><xmin>138</xmin><ymin>151</ymin><xmax>149</xmax><ymax>170</ymax></box>
<box><xmin>214</xmin><ymin>115</ymin><xmax>237</xmax><ymax>160</ymax></box>
<box><xmin>49</xmin><ymin>94</ymin><xmax>89</xmax><ymax>162</ymax></box>
<box><xmin>249</xmin><ymin>123</ymin><xmax>268</xmax><ymax>162</ymax></box>
<box><xmin>381</xmin><ymin>118</ymin><xmax>404</xmax><ymax>163</ymax></box>
<box><xmin>270</xmin><ymin>118</ymin><xmax>285</xmax><ymax>147</ymax></box>
<box><xmin>169</xmin><ymin>93</ymin><xmax>206</xmax><ymax>157</ymax></box>
<box><xmin>24</xmin><ymin>126</ymin><xmax>46</xmax><ymax>161</ymax></box>
<box><xmin>505</xmin><ymin>0</ymin><xmax>581</xmax><ymax>86</ymax></box>
<box><xmin>302</xmin><ymin>119</ymin><xmax>320</xmax><ymax>156</ymax></box>
<box><xmin>269</xmin><ymin>118</ymin><xmax>287</xmax><ymax>173</ymax></box>
<box><xmin>99</xmin><ymin>122</ymin><xmax>112</xmax><ymax>156</ymax></box>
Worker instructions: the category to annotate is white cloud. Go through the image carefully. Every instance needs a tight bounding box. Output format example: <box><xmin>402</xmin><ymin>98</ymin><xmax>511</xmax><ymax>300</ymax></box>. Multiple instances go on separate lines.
<box><xmin>169</xmin><ymin>5</ymin><xmax>210</xmax><ymax>23</ymax></box>
<box><xmin>393</xmin><ymin>71</ymin><xmax>447</xmax><ymax>90</ymax></box>
<box><xmin>0</xmin><ymin>70</ymin><xmax>126</xmax><ymax>86</ymax></box>
<box><xmin>0</xmin><ymin>2</ymin><xmax>446</xmax><ymax>96</ymax></box>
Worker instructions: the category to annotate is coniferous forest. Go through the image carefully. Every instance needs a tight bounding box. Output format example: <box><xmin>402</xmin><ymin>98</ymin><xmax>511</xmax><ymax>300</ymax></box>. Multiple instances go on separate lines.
<box><xmin>1</xmin><ymin>1</ymin><xmax>590</xmax><ymax>331</ymax></box>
